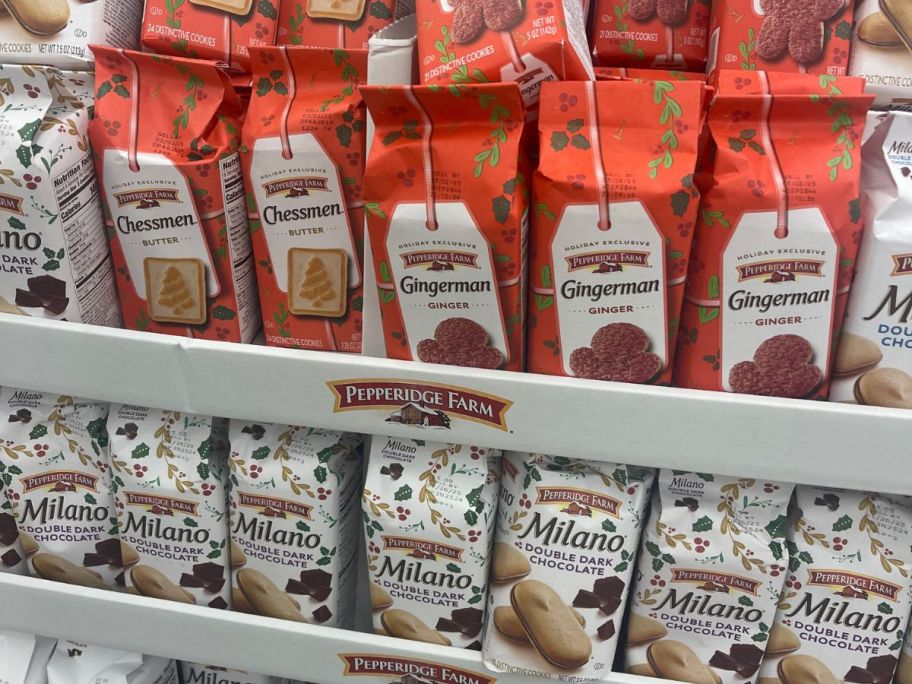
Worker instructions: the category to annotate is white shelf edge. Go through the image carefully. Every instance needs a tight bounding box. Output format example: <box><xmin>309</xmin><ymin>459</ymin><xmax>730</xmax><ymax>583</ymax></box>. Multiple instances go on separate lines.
<box><xmin>0</xmin><ymin>574</ymin><xmax>651</xmax><ymax>684</ymax></box>
<box><xmin>2</xmin><ymin>314</ymin><xmax>911</xmax><ymax>494</ymax></box>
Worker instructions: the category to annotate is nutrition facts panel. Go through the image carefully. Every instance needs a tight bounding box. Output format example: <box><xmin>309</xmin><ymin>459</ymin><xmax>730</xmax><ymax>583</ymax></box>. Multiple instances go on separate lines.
<box><xmin>220</xmin><ymin>153</ymin><xmax>259</xmax><ymax>342</ymax></box>
<box><xmin>53</xmin><ymin>155</ymin><xmax>120</xmax><ymax>326</ymax></box>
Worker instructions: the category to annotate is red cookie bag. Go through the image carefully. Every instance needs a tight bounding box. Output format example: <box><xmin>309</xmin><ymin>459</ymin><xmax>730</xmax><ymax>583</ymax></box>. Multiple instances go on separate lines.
<box><xmin>277</xmin><ymin>0</ymin><xmax>402</xmax><ymax>48</ymax></box>
<box><xmin>595</xmin><ymin>66</ymin><xmax>706</xmax><ymax>81</ymax></box>
<box><xmin>241</xmin><ymin>47</ymin><xmax>366</xmax><ymax>352</ymax></box>
<box><xmin>590</xmin><ymin>0</ymin><xmax>712</xmax><ymax>72</ymax></box>
<box><xmin>140</xmin><ymin>0</ymin><xmax>279</xmax><ymax>74</ymax></box>
<box><xmin>90</xmin><ymin>47</ymin><xmax>260</xmax><ymax>342</ymax></box>
<box><xmin>361</xmin><ymin>84</ymin><xmax>528</xmax><ymax>371</ymax></box>
<box><xmin>416</xmin><ymin>0</ymin><xmax>593</xmax><ymax>113</ymax></box>
<box><xmin>706</xmin><ymin>0</ymin><xmax>855</xmax><ymax>78</ymax></box>
<box><xmin>675</xmin><ymin>72</ymin><xmax>872</xmax><ymax>399</ymax></box>
<box><xmin>528</xmin><ymin>79</ymin><xmax>706</xmax><ymax>386</ymax></box>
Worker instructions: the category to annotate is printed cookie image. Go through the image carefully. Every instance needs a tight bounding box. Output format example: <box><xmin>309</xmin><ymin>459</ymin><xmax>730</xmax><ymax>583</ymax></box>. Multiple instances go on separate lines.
<box><xmin>857</xmin><ymin>11</ymin><xmax>904</xmax><ymax>47</ymax></box>
<box><xmin>370</xmin><ymin>582</ymin><xmax>393</xmax><ymax>611</ymax></box>
<box><xmin>880</xmin><ymin>0</ymin><xmax>912</xmax><ymax>52</ymax></box>
<box><xmin>510</xmin><ymin>579</ymin><xmax>592</xmax><ymax>670</ymax></box>
<box><xmin>766</xmin><ymin>624</ymin><xmax>800</xmax><ymax>656</ymax></box>
<box><xmin>626</xmin><ymin>613</ymin><xmax>668</xmax><ymax>645</ymax></box>
<box><xmin>833</xmin><ymin>332</ymin><xmax>882</xmax><ymax>377</ymax></box>
<box><xmin>287</xmin><ymin>248</ymin><xmax>348</xmax><ymax>318</ymax></box>
<box><xmin>452</xmin><ymin>1</ymin><xmax>485</xmax><ymax>43</ymax></box>
<box><xmin>306</xmin><ymin>0</ymin><xmax>366</xmax><ymax>21</ymax></box>
<box><xmin>493</xmin><ymin>604</ymin><xmax>585</xmax><ymax>642</ymax></box>
<box><xmin>569</xmin><ymin>323</ymin><xmax>663</xmax><ymax>384</ymax></box>
<box><xmin>481</xmin><ymin>0</ymin><xmax>523</xmax><ymax>31</ymax></box>
<box><xmin>647</xmin><ymin>640</ymin><xmax>720</xmax><ymax>684</ymax></box>
<box><xmin>629</xmin><ymin>0</ymin><xmax>690</xmax><ymax>26</ymax></box>
<box><xmin>777</xmin><ymin>655</ymin><xmax>840</xmax><ymax>684</ymax></box>
<box><xmin>131</xmin><ymin>565</ymin><xmax>196</xmax><ymax>604</ymax></box>
<box><xmin>236</xmin><ymin>568</ymin><xmax>305</xmax><ymax>622</ymax></box>
<box><xmin>143</xmin><ymin>257</ymin><xmax>207</xmax><ymax>325</ymax></box>
<box><xmin>417</xmin><ymin>318</ymin><xmax>505</xmax><ymax>369</ymax></box>
<box><xmin>229</xmin><ymin>540</ymin><xmax>246</xmax><ymax>569</ymax></box>
<box><xmin>1</xmin><ymin>0</ymin><xmax>70</xmax><ymax>35</ymax></box>
<box><xmin>18</xmin><ymin>532</ymin><xmax>38</xmax><ymax>557</ymax></box>
<box><xmin>31</xmin><ymin>554</ymin><xmax>107</xmax><ymax>590</ymax></box>
<box><xmin>854</xmin><ymin>368</ymin><xmax>912</xmax><ymax>409</ymax></box>
<box><xmin>755</xmin><ymin>0</ymin><xmax>847</xmax><ymax>64</ymax></box>
<box><xmin>491</xmin><ymin>542</ymin><xmax>531</xmax><ymax>583</ymax></box>
<box><xmin>729</xmin><ymin>334</ymin><xmax>822</xmax><ymax>398</ymax></box>
<box><xmin>188</xmin><ymin>0</ymin><xmax>254</xmax><ymax>16</ymax></box>
<box><xmin>380</xmin><ymin>609</ymin><xmax>451</xmax><ymax>646</ymax></box>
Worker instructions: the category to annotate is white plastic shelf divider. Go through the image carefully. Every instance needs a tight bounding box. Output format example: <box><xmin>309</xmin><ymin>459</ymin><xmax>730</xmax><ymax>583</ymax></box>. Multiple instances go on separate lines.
<box><xmin>1</xmin><ymin>313</ymin><xmax>911</xmax><ymax>494</ymax></box>
<box><xmin>0</xmin><ymin>573</ymin><xmax>647</xmax><ymax>684</ymax></box>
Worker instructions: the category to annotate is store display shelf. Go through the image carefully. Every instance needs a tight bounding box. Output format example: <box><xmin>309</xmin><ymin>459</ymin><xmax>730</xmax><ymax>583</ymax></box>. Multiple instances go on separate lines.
<box><xmin>0</xmin><ymin>573</ymin><xmax>645</xmax><ymax>684</ymax></box>
<box><xmin>2</xmin><ymin>313</ymin><xmax>911</xmax><ymax>495</ymax></box>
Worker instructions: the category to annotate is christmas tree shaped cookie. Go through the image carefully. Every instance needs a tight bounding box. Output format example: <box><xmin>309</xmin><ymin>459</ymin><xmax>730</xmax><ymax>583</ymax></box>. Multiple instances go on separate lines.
<box><xmin>144</xmin><ymin>257</ymin><xmax>207</xmax><ymax>324</ymax></box>
<box><xmin>288</xmin><ymin>248</ymin><xmax>347</xmax><ymax>317</ymax></box>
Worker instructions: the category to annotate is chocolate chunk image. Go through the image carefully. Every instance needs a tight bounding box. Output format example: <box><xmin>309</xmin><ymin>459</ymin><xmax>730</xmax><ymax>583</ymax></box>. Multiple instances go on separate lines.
<box><xmin>192</xmin><ymin>561</ymin><xmax>224</xmax><ymax>582</ymax></box>
<box><xmin>0</xmin><ymin>512</ymin><xmax>20</xmax><ymax>546</ymax></box>
<box><xmin>241</xmin><ymin>424</ymin><xmax>265</xmax><ymax>440</ymax></box>
<box><xmin>593</xmin><ymin>575</ymin><xmax>625</xmax><ymax>599</ymax></box>
<box><xmin>814</xmin><ymin>492</ymin><xmax>840</xmax><ymax>511</ymax></box>
<box><xmin>116</xmin><ymin>423</ymin><xmax>138</xmax><ymax>440</ymax></box>
<box><xmin>596</xmin><ymin>619</ymin><xmax>615</xmax><ymax>641</ymax></box>
<box><xmin>572</xmin><ymin>589</ymin><xmax>604</xmax><ymax>609</ymax></box>
<box><xmin>1</xmin><ymin>548</ymin><xmax>21</xmax><ymax>567</ymax></box>
<box><xmin>8</xmin><ymin>408</ymin><xmax>32</xmax><ymax>424</ymax></box>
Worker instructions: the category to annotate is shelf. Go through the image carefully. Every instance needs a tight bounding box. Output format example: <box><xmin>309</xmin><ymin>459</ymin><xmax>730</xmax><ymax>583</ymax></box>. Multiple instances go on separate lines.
<box><xmin>2</xmin><ymin>313</ymin><xmax>911</xmax><ymax>494</ymax></box>
<box><xmin>0</xmin><ymin>573</ymin><xmax>644</xmax><ymax>684</ymax></box>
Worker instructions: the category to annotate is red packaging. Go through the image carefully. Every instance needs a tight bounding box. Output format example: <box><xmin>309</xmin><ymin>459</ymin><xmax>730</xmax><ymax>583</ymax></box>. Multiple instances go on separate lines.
<box><xmin>277</xmin><ymin>0</ymin><xmax>403</xmax><ymax>48</ymax></box>
<box><xmin>706</xmin><ymin>0</ymin><xmax>855</xmax><ymax>78</ymax></box>
<box><xmin>90</xmin><ymin>47</ymin><xmax>260</xmax><ymax>342</ymax></box>
<box><xmin>590</xmin><ymin>0</ymin><xmax>711</xmax><ymax>72</ymax></box>
<box><xmin>675</xmin><ymin>72</ymin><xmax>873</xmax><ymax>399</ymax></box>
<box><xmin>140</xmin><ymin>0</ymin><xmax>279</xmax><ymax>74</ymax></box>
<box><xmin>241</xmin><ymin>47</ymin><xmax>366</xmax><ymax>352</ymax></box>
<box><xmin>361</xmin><ymin>84</ymin><xmax>528</xmax><ymax>371</ymax></box>
<box><xmin>416</xmin><ymin>1</ymin><xmax>593</xmax><ymax>113</ymax></box>
<box><xmin>594</xmin><ymin>66</ymin><xmax>707</xmax><ymax>81</ymax></box>
<box><xmin>528</xmin><ymin>79</ymin><xmax>707</xmax><ymax>385</ymax></box>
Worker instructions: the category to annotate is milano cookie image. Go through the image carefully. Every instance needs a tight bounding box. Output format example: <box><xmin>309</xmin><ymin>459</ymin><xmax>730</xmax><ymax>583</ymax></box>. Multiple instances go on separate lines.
<box><xmin>119</xmin><ymin>542</ymin><xmax>139</xmax><ymax>568</ymax></box>
<box><xmin>0</xmin><ymin>0</ymin><xmax>69</xmax><ymax>35</ymax></box>
<box><xmin>287</xmin><ymin>248</ymin><xmax>348</xmax><ymax>318</ymax></box>
<box><xmin>493</xmin><ymin>604</ymin><xmax>585</xmax><ymax>642</ymax></box>
<box><xmin>19</xmin><ymin>531</ymin><xmax>38</xmax><ymax>556</ymax></box>
<box><xmin>854</xmin><ymin>367</ymin><xmax>912</xmax><ymax>409</ymax></box>
<box><xmin>236</xmin><ymin>568</ymin><xmax>305</xmax><ymax>622</ymax></box>
<box><xmin>729</xmin><ymin>334</ymin><xmax>822</xmax><ymax>399</ymax></box>
<box><xmin>833</xmin><ymin>332</ymin><xmax>882</xmax><ymax>377</ymax></box>
<box><xmin>778</xmin><ymin>655</ymin><xmax>840</xmax><ymax>684</ymax></box>
<box><xmin>881</xmin><ymin>0</ymin><xmax>912</xmax><ymax>53</ymax></box>
<box><xmin>510</xmin><ymin>579</ymin><xmax>591</xmax><ymax>670</ymax></box>
<box><xmin>417</xmin><ymin>318</ymin><xmax>504</xmax><ymax>369</ymax></box>
<box><xmin>31</xmin><ymin>553</ymin><xmax>108</xmax><ymax>590</ymax></box>
<box><xmin>766</xmin><ymin>623</ymin><xmax>801</xmax><ymax>656</ymax></box>
<box><xmin>233</xmin><ymin>587</ymin><xmax>254</xmax><ymax>614</ymax></box>
<box><xmin>857</xmin><ymin>11</ymin><xmax>904</xmax><ymax>48</ymax></box>
<box><xmin>306</xmin><ymin>0</ymin><xmax>366</xmax><ymax>21</ymax></box>
<box><xmin>570</xmin><ymin>323</ymin><xmax>663</xmax><ymax>384</ymax></box>
<box><xmin>647</xmin><ymin>640</ymin><xmax>720</xmax><ymax>684</ymax></box>
<box><xmin>626</xmin><ymin>613</ymin><xmax>668</xmax><ymax>645</ymax></box>
<box><xmin>491</xmin><ymin>542</ymin><xmax>531</xmax><ymax>583</ymax></box>
<box><xmin>131</xmin><ymin>565</ymin><xmax>196</xmax><ymax>604</ymax></box>
<box><xmin>370</xmin><ymin>582</ymin><xmax>393</xmax><ymax>611</ymax></box>
<box><xmin>380</xmin><ymin>609</ymin><xmax>451</xmax><ymax>646</ymax></box>
<box><xmin>144</xmin><ymin>257</ymin><xmax>207</xmax><ymax>325</ymax></box>
<box><xmin>755</xmin><ymin>0</ymin><xmax>847</xmax><ymax>65</ymax></box>
<box><xmin>230</xmin><ymin>540</ymin><xmax>247</xmax><ymax>569</ymax></box>
<box><xmin>189</xmin><ymin>0</ymin><xmax>254</xmax><ymax>16</ymax></box>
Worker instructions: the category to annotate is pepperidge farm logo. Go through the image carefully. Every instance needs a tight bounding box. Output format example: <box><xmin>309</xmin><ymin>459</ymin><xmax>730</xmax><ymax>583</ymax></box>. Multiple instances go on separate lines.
<box><xmin>338</xmin><ymin>655</ymin><xmax>496</xmax><ymax>684</ymax></box>
<box><xmin>326</xmin><ymin>379</ymin><xmax>513</xmax><ymax>431</ymax></box>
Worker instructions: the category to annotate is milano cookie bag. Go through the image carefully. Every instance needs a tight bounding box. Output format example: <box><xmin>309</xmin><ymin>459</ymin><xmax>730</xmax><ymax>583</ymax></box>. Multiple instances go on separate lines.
<box><xmin>228</xmin><ymin>419</ymin><xmax>362</xmax><ymax>628</ymax></box>
<box><xmin>107</xmin><ymin>405</ymin><xmax>232</xmax><ymax>609</ymax></box>
<box><xmin>363</xmin><ymin>438</ymin><xmax>501</xmax><ymax>649</ymax></box>
<box><xmin>831</xmin><ymin>111</ymin><xmax>912</xmax><ymax>409</ymax></box>
<box><xmin>416</xmin><ymin>0</ymin><xmax>593</xmax><ymax>112</ymax></box>
<box><xmin>706</xmin><ymin>0</ymin><xmax>855</xmax><ymax>78</ymax></box>
<box><xmin>0</xmin><ymin>631</ymin><xmax>55</xmax><ymax>684</ymax></box>
<box><xmin>242</xmin><ymin>47</ymin><xmax>366</xmax><ymax>352</ymax></box>
<box><xmin>757</xmin><ymin>486</ymin><xmax>912</xmax><ymax>684</ymax></box>
<box><xmin>277</xmin><ymin>0</ymin><xmax>406</xmax><ymax>49</ymax></box>
<box><xmin>590</xmin><ymin>0</ymin><xmax>711</xmax><ymax>71</ymax></box>
<box><xmin>850</xmin><ymin>0</ymin><xmax>912</xmax><ymax>109</ymax></box>
<box><xmin>529</xmin><ymin>79</ymin><xmax>706</xmax><ymax>386</ymax></box>
<box><xmin>0</xmin><ymin>388</ymin><xmax>122</xmax><ymax>590</ymax></box>
<box><xmin>675</xmin><ymin>72</ymin><xmax>873</xmax><ymax>399</ymax></box>
<box><xmin>624</xmin><ymin>471</ymin><xmax>793</xmax><ymax>684</ymax></box>
<box><xmin>361</xmin><ymin>84</ymin><xmax>528</xmax><ymax>370</ymax></box>
<box><xmin>0</xmin><ymin>65</ymin><xmax>121</xmax><ymax>327</ymax></box>
<box><xmin>140</xmin><ymin>0</ymin><xmax>278</xmax><ymax>74</ymax></box>
<box><xmin>482</xmin><ymin>453</ymin><xmax>653</xmax><ymax>679</ymax></box>
<box><xmin>90</xmin><ymin>48</ymin><xmax>260</xmax><ymax>343</ymax></box>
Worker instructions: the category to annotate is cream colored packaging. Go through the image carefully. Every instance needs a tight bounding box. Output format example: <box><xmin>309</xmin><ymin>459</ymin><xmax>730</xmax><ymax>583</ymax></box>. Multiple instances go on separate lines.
<box><xmin>757</xmin><ymin>486</ymin><xmax>912</xmax><ymax>684</ymax></box>
<box><xmin>897</xmin><ymin>624</ymin><xmax>912</xmax><ymax>684</ymax></box>
<box><xmin>0</xmin><ymin>0</ymin><xmax>142</xmax><ymax>69</ymax></box>
<box><xmin>107</xmin><ymin>405</ymin><xmax>231</xmax><ymax>609</ymax></box>
<box><xmin>0</xmin><ymin>479</ymin><xmax>27</xmax><ymax>575</ymax></box>
<box><xmin>0</xmin><ymin>65</ymin><xmax>120</xmax><ymax>326</ymax></box>
<box><xmin>483</xmin><ymin>453</ymin><xmax>653</xmax><ymax>680</ymax></box>
<box><xmin>850</xmin><ymin>0</ymin><xmax>912</xmax><ymax>109</ymax></box>
<box><xmin>228</xmin><ymin>420</ymin><xmax>362</xmax><ymax>628</ymax></box>
<box><xmin>0</xmin><ymin>631</ymin><xmax>55</xmax><ymax>684</ymax></box>
<box><xmin>363</xmin><ymin>438</ymin><xmax>501</xmax><ymax>650</ymax></box>
<box><xmin>47</xmin><ymin>642</ymin><xmax>177</xmax><ymax>684</ymax></box>
<box><xmin>624</xmin><ymin>471</ymin><xmax>793</xmax><ymax>684</ymax></box>
<box><xmin>831</xmin><ymin>111</ymin><xmax>912</xmax><ymax>408</ymax></box>
<box><xmin>179</xmin><ymin>663</ymin><xmax>281</xmax><ymax>684</ymax></box>
<box><xmin>0</xmin><ymin>388</ymin><xmax>122</xmax><ymax>589</ymax></box>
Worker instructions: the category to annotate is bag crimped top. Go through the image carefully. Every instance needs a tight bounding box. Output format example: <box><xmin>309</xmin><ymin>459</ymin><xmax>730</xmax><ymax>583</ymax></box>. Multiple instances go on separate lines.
<box><xmin>361</xmin><ymin>83</ymin><xmax>528</xmax><ymax>371</ymax></box>
<box><xmin>530</xmin><ymin>79</ymin><xmax>708</xmax><ymax>387</ymax></box>
<box><xmin>241</xmin><ymin>47</ymin><xmax>367</xmax><ymax>352</ymax></box>
<box><xmin>675</xmin><ymin>72</ymin><xmax>873</xmax><ymax>400</ymax></box>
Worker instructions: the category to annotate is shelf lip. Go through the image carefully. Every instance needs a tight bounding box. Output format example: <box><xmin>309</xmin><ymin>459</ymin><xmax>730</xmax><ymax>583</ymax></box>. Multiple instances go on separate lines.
<box><xmin>0</xmin><ymin>573</ymin><xmax>648</xmax><ymax>684</ymax></box>
<box><xmin>2</xmin><ymin>313</ymin><xmax>911</xmax><ymax>494</ymax></box>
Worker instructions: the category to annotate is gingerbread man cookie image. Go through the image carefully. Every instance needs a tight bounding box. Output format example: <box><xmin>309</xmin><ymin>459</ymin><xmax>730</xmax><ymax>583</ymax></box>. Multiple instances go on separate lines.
<box><xmin>755</xmin><ymin>0</ymin><xmax>848</xmax><ymax>65</ymax></box>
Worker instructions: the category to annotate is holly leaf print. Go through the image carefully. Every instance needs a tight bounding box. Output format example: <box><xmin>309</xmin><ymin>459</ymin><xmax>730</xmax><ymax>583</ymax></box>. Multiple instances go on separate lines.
<box><xmin>257</xmin><ymin>0</ymin><xmax>277</xmax><ymax>19</ymax></box>
<box><xmin>765</xmin><ymin>514</ymin><xmax>788</xmax><ymax>539</ymax></box>
<box><xmin>297</xmin><ymin>521</ymin><xmax>310</xmax><ymax>531</ymax></box>
<box><xmin>447</xmin><ymin>563</ymin><xmax>460</xmax><ymax>573</ymax></box>
<box><xmin>370</xmin><ymin>1</ymin><xmax>392</xmax><ymax>18</ymax></box>
<box><xmin>692</xmin><ymin>516</ymin><xmax>713</xmax><ymax>532</ymax></box>
<box><xmin>769</xmin><ymin>540</ymin><xmax>783</xmax><ymax>560</ymax></box>
<box><xmin>570</xmin><ymin>134</ymin><xmax>590</xmax><ymax>150</ymax></box>
<box><xmin>29</xmin><ymin>424</ymin><xmax>48</xmax><ymax>440</ymax></box>
<box><xmin>602</xmin><ymin>519</ymin><xmax>616</xmax><ymax>532</ymax></box>
<box><xmin>878</xmin><ymin>602</ymin><xmax>893</xmax><ymax>615</ymax></box>
<box><xmin>832</xmin><ymin>515</ymin><xmax>852</xmax><ymax>532</ymax></box>
<box><xmin>465</xmin><ymin>509</ymin><xmax>478</xmax><ymax>526</ymax></box>
<box><xmin>251</xmin><ymin>446</ymin><xmax>271</xmax><ymax>460</ymax></box>
<box><xmin>395</xmin><ymin>485</ymin><xmax>412</xmax><ymax>501</ymax></box>
<box><xmin>132</xmin><ymin>443</ymin><xmax>149</xmax><ymax>459</ymax></box>
<box><xmin>566</xmin><ymin>119</ymin><xmax>584</xmax><ymax>133</ymax></box>
<box><xmin>551</xmin><ymin>131</ymin><xmax>569</xmax><ymax>152</ymax></box>
<box><xmin>197</xmin><ymin>462</ymin><xmax>209</xmax><ymax>481</ymax></box>
<box><xmin>492</xmin><ymin>195</ymin><xmax>510</xmax><ymax>224</ymax></box>
<box><xmin>184</xmin><ymin>517</ymin><xmax>198</xmax><ymax>528</ymax></box>
<box><xmin>314</xmin><ymin>466</ymin><xmax>327</xmax><ymax>483</ymax></box>
<box><xmin>84</xmin><ymin>493</ymin><xmax>97</xmax><ymax>505</ymax></box>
